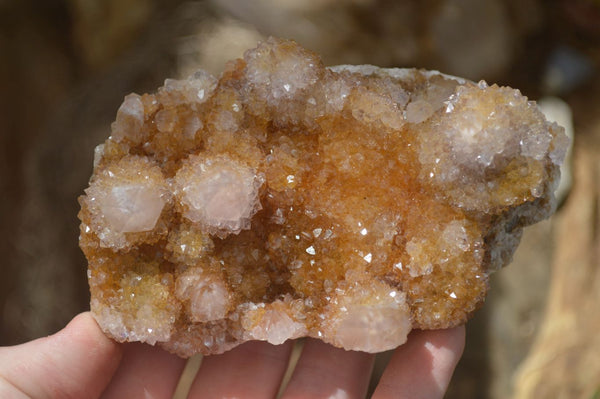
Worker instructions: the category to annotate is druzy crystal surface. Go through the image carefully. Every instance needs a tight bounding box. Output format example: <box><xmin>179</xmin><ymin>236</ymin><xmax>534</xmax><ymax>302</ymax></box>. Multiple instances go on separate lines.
<box><xmin>79</xmin><ymin>38</ymin><xmax>567</xmax><ymax>356</ymax></box>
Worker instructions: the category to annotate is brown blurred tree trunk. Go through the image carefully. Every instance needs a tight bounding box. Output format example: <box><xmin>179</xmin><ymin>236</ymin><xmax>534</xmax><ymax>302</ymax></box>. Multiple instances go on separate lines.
<box><xmin>514</xmin><ymin>144</ymin><xmax>600</xmax><ymax>398</ymax></box>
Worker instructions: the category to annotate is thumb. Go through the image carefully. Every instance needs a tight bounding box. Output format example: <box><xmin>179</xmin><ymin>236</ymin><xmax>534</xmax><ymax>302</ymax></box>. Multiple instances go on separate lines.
<box><xmin>0</xmin><ymin>312</ymin><xmax>122</xmax><ymax>399</ymax></box>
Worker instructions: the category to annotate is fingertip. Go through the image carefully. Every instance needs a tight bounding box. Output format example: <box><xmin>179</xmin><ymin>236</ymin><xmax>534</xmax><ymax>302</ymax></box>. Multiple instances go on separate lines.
<box><xmin>280</xmin><ymin>339</ymin><xmax>375</xmax><ymax>399</ymax></box>
<box><xmin>100</xmin><ymin>342</ymin><xmax>187</xmax><ymax>399</ymax></box>
<box><xmin>63</xmin><ymin>311</ymin><xmax>102</xmax><ymax>335</ymax></box>
<box><xmin>57</xmin><ymin>312</ymin><xmax>123</xmax><ymax>367</ymax></box>
<box><xmin>422</xmin><ymin>326</ymin><xmax>466</xmax><ymax>393</ymax></box>
<box><xmin>422</xmin><ymin>325</ymin><xmax>466</xmax><ymax>362</ymax></box>
<box><xmin>372</xmin><ymin>326</ymin><xmax>466</xmax><ymax>399</ymax></box>
<box><xmin>189</xmin><ymin>340</ymin><xmax>294</xmax><ymax>398</ymax></box>
<box><xmin>450</xmin><ymin>324</ymin><xmax>466</xmax><ymax>357</ymax></box>
<box><xmin>0</xmin><ymin>312</ymin><xmax>123</xmax><ymax>399</ymax></box>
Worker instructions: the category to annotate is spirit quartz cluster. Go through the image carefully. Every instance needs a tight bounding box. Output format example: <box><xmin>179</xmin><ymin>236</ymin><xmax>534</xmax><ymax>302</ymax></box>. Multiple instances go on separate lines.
<box><xmin>79</xmin><ymin>38</ymin><xmax>568</xmax><ymax>356</ymax></box>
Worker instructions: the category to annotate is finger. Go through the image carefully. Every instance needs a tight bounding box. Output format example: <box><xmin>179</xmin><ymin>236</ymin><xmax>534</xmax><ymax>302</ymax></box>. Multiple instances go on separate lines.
<box><xmin>100</xmin><ymin>342</ymin><xmax>187</xmax><ymax>399</ymax></box>
<box><xmin>280</xmin><ymin>339</ymin><xmax>375</xmax><ymax>399</ymax></box>
<box><xmin>188</xmin><ymin>340</ymin><xmax>293</xmax><ymax>398</ymax></box>
<box><xmin>0</xmin><ymin>312</ymin><xmax>122</xmax><ymax>399</ymax></box>
<box><xmin>372</xmin><ymin>326</ymin><xmax>465</xmax><ymax>399</ymax></box>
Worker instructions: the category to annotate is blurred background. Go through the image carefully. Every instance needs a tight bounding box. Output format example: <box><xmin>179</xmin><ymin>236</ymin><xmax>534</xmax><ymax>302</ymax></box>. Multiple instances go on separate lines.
<box><xmin>1</xmin><ymin>0</ymin><xmax>599</xmax><ymax>397</ymax></box>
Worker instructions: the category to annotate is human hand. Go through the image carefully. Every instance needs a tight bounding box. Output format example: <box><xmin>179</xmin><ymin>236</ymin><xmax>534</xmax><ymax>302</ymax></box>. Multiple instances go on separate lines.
<box><xmin>0</xmin><ymin>312</ymin><xmax>464</xmax><ymax>398</ymax></box>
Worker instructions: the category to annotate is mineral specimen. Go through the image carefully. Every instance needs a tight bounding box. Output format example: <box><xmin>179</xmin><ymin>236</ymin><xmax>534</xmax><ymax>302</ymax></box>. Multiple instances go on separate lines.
<box><xmin>78</xmin><ymin>38</ymin><xmax>568</xmax><ymax>356</ymax></box>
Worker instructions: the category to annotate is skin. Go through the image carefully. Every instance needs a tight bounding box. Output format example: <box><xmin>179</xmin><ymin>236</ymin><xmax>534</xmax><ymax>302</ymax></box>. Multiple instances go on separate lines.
<box><xmin>0</xmin><ymin>312</ymin><xmax>464</xmax><ymax>399</ymax></box>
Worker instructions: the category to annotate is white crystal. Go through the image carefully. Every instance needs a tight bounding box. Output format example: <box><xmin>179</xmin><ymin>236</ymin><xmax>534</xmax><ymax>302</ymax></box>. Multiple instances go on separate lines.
<box><xmin>132</xmin><ymin>303</ymin><xmax>173</xmax><ymax>345</ymax></box>
<box><xmin>175</xmin><ymin>268</ymin><xmax>230</xmax><ymax>322</ymax></box>
<box><xmin>155</xmin><ymin>108</ymin><xmax>178</xmax><ymax>133</ymax></box>
<box><xmin>323</xmin><ymin>78</ymin><xmax>351</xmax><ymax>113</ymax></box>
<box><xmin>441</xmin><ymin>220</ymin><xmax>470</xmax><ymax>254</ymax></box>
<box><xmin>92</xmin><ymin>298</ymin><xmax>128</xmax><ymax>342</ymax></box>
<box><xmin>412</xmin><ymin>82</ymin><xmax>559</xmax><ymax>211</ymax></box>
<box><xmin>159</xmin><ymin>70</ymin><xmax>218</xmax><ymax>107</ymax></box>
<box><xmin>351</xmin><ymin>88</ymin><xmax>404</xmax><ymax>130</ymax></box>
<box><xmin>243</xmin><ymin>301</ymin><xmax>307</xmax><ymax>345</ymax></box>
<box><xmin>406</xmin><ymin>238</ymin><xmax>434</xmax><ymax>277</ymax></box>
<box><xmin>212</xmin><ymin>110</ymin><xmax>238</xmax><ymax>132</ymax></box>
<box><xmin>84</xmin><ymin>156</ymin><xmax>169</xmax><ymax>248</ymax></box>
<box><xmin>520</xmin><ymin>125</ymin><xmax>552</xmax><ymax>160</ymax></box>
<box><xmin>91</xmin><ymin>275</ymin><xmax>177</xmax><ymax>346</ymax></box>
<box><xmin>101</xmin><ymin>184</ymin><xmax>167</xmax><ymax>233</ymax></box>
<box><xmin>405</xmin><ymin>99</ymin><xmax>435</xmax><ymax>124</ymax></box>
<box><xmin>183</xmin><ymin>115</ymin><xmax>203</xmax><ymax>138</ymax></box>
<box><xmin>244</xmin><ymin>38</ymin><xmax>319</xmax><ymax>103</ymax></box>
<box><xmin>93</xmin><ymin>144</ymin><xmax>105</xmax><ymax>169</ymax></box>
<box><xmin>111</xmin><ymin>93</ymin><xmax>144</xmax><ymax>143</ymax></box>
<box><xmin>327</xmin><ymin>284</ymin><xmax>411</xmax><ymax>352</ymax></box>
<box><xmin>175</xmin><ymin>156</ymin><xmax>264</xmax><ymax>237</ymax></box>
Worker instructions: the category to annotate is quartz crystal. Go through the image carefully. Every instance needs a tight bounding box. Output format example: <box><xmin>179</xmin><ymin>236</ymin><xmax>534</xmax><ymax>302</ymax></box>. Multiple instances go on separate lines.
<box><xmin>79</xmin><ymin>38</ymin><xmax>567</xmax><ymax>356</ymax></box>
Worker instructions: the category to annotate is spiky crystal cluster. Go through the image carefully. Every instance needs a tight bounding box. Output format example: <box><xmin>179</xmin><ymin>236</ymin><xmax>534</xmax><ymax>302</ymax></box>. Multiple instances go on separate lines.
<box><xmin>79</xmin><ymin>38</ymin><xmax>567</xmax><ymax>356</ymax></box>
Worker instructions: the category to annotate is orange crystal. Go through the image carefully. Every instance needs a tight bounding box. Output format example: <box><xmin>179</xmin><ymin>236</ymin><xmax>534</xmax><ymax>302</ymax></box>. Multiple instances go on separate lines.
<box><xmin>78</xmin><ymin>38</ymin><xmax>567</xmax><ymax>356</ymax></box>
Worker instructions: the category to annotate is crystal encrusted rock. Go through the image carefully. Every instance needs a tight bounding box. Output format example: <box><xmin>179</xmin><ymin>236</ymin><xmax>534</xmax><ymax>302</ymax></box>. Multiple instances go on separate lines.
<box><xmin>79</xmin><ymin>38</ymin><xmax>568</xmax><ymax>356</ymax></box>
